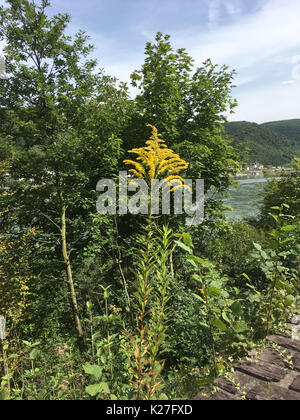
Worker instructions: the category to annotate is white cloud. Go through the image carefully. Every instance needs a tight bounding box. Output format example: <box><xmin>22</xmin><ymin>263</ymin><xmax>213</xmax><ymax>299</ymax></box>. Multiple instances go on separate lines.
<box><xmin>182</xmin><ymin>0</ymin><xmax>300</xmax><ymax>71</ymax></box>
<box><xmin>171</xmin><ymin>0</ymin><xmax>300</xmax><ymax>121</ymax></box>
<box><xmin>208</xmin><ymin>0</ymin><xmax>221</xmax><ymax>26</ymax></box>
<box><xmin>282</xmin><ymin>80</ymin><xmax>296</xmax><ymax>85</ymax></box>
<box><xmin>207</xmin><ymin>0</ymin><xmax>242</xmax><ymax>27</ymax></box>
<box><xmin>224</xmin><ymin>0</ymin><xmax>242</xmax><ymax>16</ymax></box>
<box><xmin>229</xmin><ymin>80</ymin><xmax>300</xmax><ymax>123</ymax></box>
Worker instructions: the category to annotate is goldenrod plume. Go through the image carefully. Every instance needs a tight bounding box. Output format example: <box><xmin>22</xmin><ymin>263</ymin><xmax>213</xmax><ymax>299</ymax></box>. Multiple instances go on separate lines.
<box><xmin>123</xmin><ymin>124</ymin><xmax>189</xmax><ymax>190</ymax></box>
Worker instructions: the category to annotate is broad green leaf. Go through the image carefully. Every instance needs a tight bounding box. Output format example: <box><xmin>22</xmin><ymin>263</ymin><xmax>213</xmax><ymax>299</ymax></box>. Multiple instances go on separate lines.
<box><xmin>222</xmin><ymin>311</ymin><xmax>231</xmax><ymax>323</ymax></box>
<box><xmin>83</xmin><ymin>364</ymin><xmax>103</xmax><ymax>380</ymax></box>
<box><xmin>0</xmin><ymin>388</ymin><xmax>10</xmax><ymax>400</ymax></box>
<box><xmin>192</xmin><ymin>293</ymin><xmax>205</xmax><ymax>303</ymax></box>
<box><xmin>182</xmin><ymin>232</ymin><xmax>193</xmax><ymax>248</ymax></box>
<box><xmin>174</xmin><ymin>240</ymin><xmax>193</xmax><ymax>254</ymax></box>
<box><xmin>281</xmin><ymin>224</ymin><xmax>297</xmax><ymax>232</ymax></box>
<box><xmin>231</xmin><ymin>301</ymin><xmax>242</xmax><ymax>316</ymax></box>
<box><xmin>85</xmin><ymin>384</ymin><xmax>102</xmax><ymax>397</ymax></box>
<box><xmin>186</xmin><ymin>256</ymin><xmax>198</xmax><ymax>269</ymax></box>
<box><xmin>253</xmin><ymin>242</ymin><xmax>262</xmax><ymax>251</ymax></box>
<box><xmin>212</xmin><ymin>318</ymin><xmax>227</xmax><ymax>331</ymax></box>
<box><xmin>260</xmin><ymin>250</ymin><xmax>268</xmax><ymax>260</ymax></box>
<box><xmin>234</xmin><ymin>321</ymin><xmax>248</xmax><ymax>333</ymax></box>
<box><xmin>99</xmin><ymin>382</ymin><xmax>110</xmax><ymax>394</ymax></box>
<box><xmin>29</xmin><ymin>349</ymin><xmax>40</xmax><ymax>360</ymax></box>
<box><xmin>191</xmin><ymin>273</ymin><xmax>202</xmax><ymax>283</ymax></box>
<box><xmin>269</xmin><ymin>214</ymin><xmax>279</xmax><ymax>223</ymax></box>
<box><xmin>206</xmin><ymin>287</ymin><xmax>222</xmax><ymax>297</ymax></box>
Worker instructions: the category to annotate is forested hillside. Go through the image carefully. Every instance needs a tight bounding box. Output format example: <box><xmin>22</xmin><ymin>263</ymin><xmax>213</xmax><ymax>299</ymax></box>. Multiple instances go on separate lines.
<box><xmin>224</xmin><ymin>121</ymin><xmax>296</xmax><ymax>165</ymax></box>
<box><xmin>262</xmin><ymin>119</ymin><xmax>300</xmax><ymax>154</ymax></box>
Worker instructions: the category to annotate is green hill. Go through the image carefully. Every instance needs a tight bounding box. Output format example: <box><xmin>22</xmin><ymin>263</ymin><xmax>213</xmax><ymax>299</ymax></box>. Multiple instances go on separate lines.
<box><xmin>261</xmin><ymin>119</ymin><xmax>300</xmax><ymax>150</ymax></box>
<box><xmin>224</xmin><ymin>121</ymin><xmax>297</xmax><ymax>166</ymax></box>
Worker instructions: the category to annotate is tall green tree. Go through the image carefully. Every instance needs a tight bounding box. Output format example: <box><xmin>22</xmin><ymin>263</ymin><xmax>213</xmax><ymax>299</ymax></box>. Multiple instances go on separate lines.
<box><xmin>124</xmin><ymin>33</ymin><xmax>240</xmax><ymax>211</ymax></box>
<box><xmin>0</xmin><ymin>0</ymin><xmax>130</xmax><ymax>339</ymax></box>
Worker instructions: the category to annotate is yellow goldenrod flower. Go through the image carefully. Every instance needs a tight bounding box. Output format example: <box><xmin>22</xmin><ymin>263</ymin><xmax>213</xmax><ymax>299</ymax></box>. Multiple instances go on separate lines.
<box><xmin>123</xmin><ymin>124</ymin><xmax>189</xmax><ymax>189</ymax></box>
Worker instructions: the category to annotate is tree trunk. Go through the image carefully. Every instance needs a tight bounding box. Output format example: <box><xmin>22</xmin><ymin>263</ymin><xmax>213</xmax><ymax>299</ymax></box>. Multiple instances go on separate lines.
<box><xmin>60</xmin><ymin>192</ymin><xmax>83</xmax><ymax>338</ymax></box>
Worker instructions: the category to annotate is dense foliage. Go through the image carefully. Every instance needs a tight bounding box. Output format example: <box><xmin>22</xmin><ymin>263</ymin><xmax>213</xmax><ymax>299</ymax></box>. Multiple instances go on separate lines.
<box><xmin>224</xmin><ymin>121</ymin><xmax>297</xmax><ymax>165</ymax></box>
<box><xmin>262</xmin><ymin>119</ymin><xmax>300</xmax><ymax>153</ymax></box>
<box><xmin>0</xmin><ymin>0</ymin><xmax>299</xmax><ymax>401</ymax></box>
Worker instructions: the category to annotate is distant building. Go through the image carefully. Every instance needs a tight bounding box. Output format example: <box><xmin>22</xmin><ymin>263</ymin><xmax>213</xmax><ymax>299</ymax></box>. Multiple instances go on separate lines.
<box><xmin>246</xmin><ymin>162</ymin><xmax>262</xmax><ymax>170</ymax></box>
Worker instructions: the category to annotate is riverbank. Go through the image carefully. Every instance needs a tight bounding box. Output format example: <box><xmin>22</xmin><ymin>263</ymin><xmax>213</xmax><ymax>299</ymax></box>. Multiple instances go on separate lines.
<box><xmin>236</xmin><ymin>168</ymin><xmax>293</xmax><ymax>178</ymax></box>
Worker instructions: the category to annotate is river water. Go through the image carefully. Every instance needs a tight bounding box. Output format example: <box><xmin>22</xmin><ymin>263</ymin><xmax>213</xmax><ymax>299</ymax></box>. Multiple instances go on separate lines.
<box><xmin>222</xmin><ymin>176</ymin><xmax>268</xmax><ymax>220</ymax></box>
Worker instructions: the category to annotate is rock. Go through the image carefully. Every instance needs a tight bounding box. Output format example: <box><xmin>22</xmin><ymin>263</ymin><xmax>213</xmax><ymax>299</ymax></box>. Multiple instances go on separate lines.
<box><xmin>210</xmin><ymin>390</ymin><xmax>239</xmax><ymax>400</ymax></box>
<box><xmin>289</xmin><ymin>375</ymin><xmax>300</xmax><ymax>393</ymax></box>
<box><xmin>255</xmin><ymin>348</ymin><xmax>293</xmax><ymax>369</ymax></box>
<box><xmin>214</xmin><ymin>371</ymin><xmax>265</xmax><ymax>396</ymax></box>
<box><xmin>214</xmin><ymin>376</ymin><xmax>237</xmax><ymax>395</ymax></box>
<box><xmin>289</xmin><ymin>315</ymin><xmax>300</xmax><ymax>325</ymax></box>
<box><xmin>247</xmin><ymin>383</ymin><xmax>300</xmax><ymax>400</ymax></box>
<box><xmin>193</xmin><ymin>388</ymin><xmax>213</xmax><ymax>400</ymax></box>
<box><xmin>293</xmin><ymin>353</ymin><xmax>300</xmax><ymax>372</ymax></box>
<box><xmin>234</xmin><ymin>360</ymin><xmax>286</xmax><ymax>382</ymax></box>
<box><xmin>267</xmin><ymin>334</ymin><xmax>300</xmax><ymax>353</ymax></box>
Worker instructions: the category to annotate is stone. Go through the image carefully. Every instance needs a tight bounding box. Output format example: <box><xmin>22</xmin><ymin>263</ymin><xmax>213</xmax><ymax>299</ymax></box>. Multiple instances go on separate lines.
<box><xmin>234</xmin><ymin>360</ymin><xmax>287</xmax><ymax>382</ymax></box>
<box><xmin>289</xmin><ymin>375</ymin><xmax>300</xmax><ymax>393</ymax></box>
<box><xmin>247</xmin><ymin>383</ymin><xmax>300</xmax><ymax>400</ymax></box>
<box><xmin>254</xmin><ymin>348</ymin><xmax>292</xmax><ymax>369</ymax></box>
<box><xmin>193</xmin><ymin>389</ymin><xmax>213</xmax><ymax>400</ymax></box>
<box><xmin>289</xmin><ymin>315</ymin><xmax>300</xmax><ymax>325</ymax></box>
<box><xmin>210</xmin><ymin>390</ymin><xmax>239</xmax><ymax>400</ymax></box>
<box><xmin>214</xmin><ymin>376</ymin><xmax>237</xmax><ymax>394</ymax></box>
<box><xmin>293</xmin><ymin>353</ymin><xmax>300</xmax><ymax>372</ymax></box>
<box><xmin>267</xmin><ymin>334</ymin><xmax>300</xmax><ymax>353</ymax></box>
<box><xmin>214</xmin><ymin>371</ymin><xmax>264</xmax><ymax>397</ymax></box>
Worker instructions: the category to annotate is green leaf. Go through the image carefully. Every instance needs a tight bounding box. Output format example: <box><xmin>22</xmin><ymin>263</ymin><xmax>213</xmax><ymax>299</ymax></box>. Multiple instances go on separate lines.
<box><xmin>234</xmin><ymin>320</ymin><xmax>248</xmax><ymax>333</ymax></box>
<box><xmin>182</xmin><ymin>232</ymin><xmax>193</xmax><ymax>248</ymax></box>
<box><xmin>86</xmin><ymin>301</ymin><xmax>94</xmax><ymax>310</ymax></box>
<box><xmin>0</xmin><ymin>388</ymin><xmax>10</xmax><ymax>400</ymax></box>
<box><xmin>99</xmin><ymin>382</ymin><xmax>110</xmax><ymax>394</ymax></box>
<box><xmin>8</xmin><ymin>354</ymin><xmax>19</xmax><ymax>360</ymax></box>
<box><xmin>269</xmin><ymin>214</ymin><xmax>279</xmax><ymax>223</ymax></box>
<box><xmin>281</xmin><ymin>224</ymin><xmax>297</xmax><ymax>232</ymax></box>
<box><xmin>231</xmin><ymin>301</ymin><xmax>242</xmax><ymax>316</ymax></box>
<box><xmin>174</xmin><ymin>240</ymin><xmax>193</xmax><ymax>254</ymax></box>
<box><xmin>260</xmin><ymin>250</ymin><xmax>269</xmax><ymax>260</ymax></box>
<box><xmin>222</xmin><ymin>311</ymin><xmax>231</xmax><ymax>323</ymax></box>
<box><xmin>192</xmin><ymin>293</ymin><xmax>205</xmax><ymax>303</ymax></box>
<box><xmin>30</xmin><ymin>349</ymin><xmax>40</xmax><ymax>360</ymax></box>
<box><xmin>83</xmin><ymin>364</ymin><xmax>103</xmax><ymax>380</ymax></box>
<box><xmin>85</xmin><ymin>384</ymin><xmax>102</xmax><ymax>397</ymax></box>
<box><xmin>212</xmin><ymin>318</ymin><xmax>227</xmax><ymax>331</ymax></box>
<box><xmin>242</xmin><ymin>273</ymin><xmax>251</xmax><ymax>282</ymax></box>
<box><xmin>206</xmin><ymin>287</ymin><xmax>222</xmax><ymax>297</ymax></box>
<box><xmin>186</xmin><ymin>256</ymin><xmax>198</xmax><ymax>269</ymax></box>
<box><xmin>191</xmin><ymin>273</ymin><xmax>202</xmax><ymax>283</ymax></box>
<box><xmin>253</xmin><ymin>242</ymin><xmax>262</xmax><ymax>251</ymax></box>
<box><xmin>100</xmin><ymin>355</ymin><xmax>107</xmax><ymax>364</ymax></box>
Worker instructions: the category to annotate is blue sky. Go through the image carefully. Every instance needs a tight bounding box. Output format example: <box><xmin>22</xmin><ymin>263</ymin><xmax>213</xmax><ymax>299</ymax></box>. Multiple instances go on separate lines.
<box><xmin>1</xmin><ymin>0</ymin><xmax>300</xmax><ymax>123</ymax></box>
